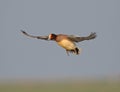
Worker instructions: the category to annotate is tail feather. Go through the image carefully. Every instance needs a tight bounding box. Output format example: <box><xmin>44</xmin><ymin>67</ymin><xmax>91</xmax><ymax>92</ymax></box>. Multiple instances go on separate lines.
<box><xmin>66</xmin><ymin>47</ymin><xmax>80</xmax><ymax>55</ymax></box>
<box><xmin>75</xmin><ymin>47</ymin><xmax>79</xmax><ymax>55</ymax></box>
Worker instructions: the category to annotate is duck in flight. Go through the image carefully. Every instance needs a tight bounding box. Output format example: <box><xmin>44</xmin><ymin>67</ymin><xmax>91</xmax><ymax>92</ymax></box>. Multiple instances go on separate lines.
<box><xmin>21</xmin><ymin>30</ymin><xmax>96</xmax><ymax>56</ymax></box>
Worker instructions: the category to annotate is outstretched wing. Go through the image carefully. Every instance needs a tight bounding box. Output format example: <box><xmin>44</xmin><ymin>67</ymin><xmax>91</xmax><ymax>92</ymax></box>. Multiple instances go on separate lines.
<box><xmin>21</xmin><ymin>30</ymin><xmax>49</xmax><ymax>40</ymax></box>
<box><xmin>67</xmin><ymin>32</ymin><xmax>97</xmax><ymax>42</ymax></box>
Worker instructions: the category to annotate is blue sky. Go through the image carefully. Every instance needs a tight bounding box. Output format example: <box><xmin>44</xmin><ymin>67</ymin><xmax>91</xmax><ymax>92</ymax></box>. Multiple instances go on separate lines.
<box><xmin>0</xmin><ymin>0</ymin><xmax>120</xmax><ymax>80</ymax></box>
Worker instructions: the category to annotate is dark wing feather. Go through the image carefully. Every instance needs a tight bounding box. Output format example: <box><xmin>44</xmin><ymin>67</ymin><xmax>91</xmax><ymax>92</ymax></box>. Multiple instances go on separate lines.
<box><xmin>21</xmin><ymin>30</ymin><xmax>49</xmax><ymax>40</ymax></box>
<box><xmin>67</xmin><ymin>32</ymin><xmax>97</xmax><ymax>42</ymax></box>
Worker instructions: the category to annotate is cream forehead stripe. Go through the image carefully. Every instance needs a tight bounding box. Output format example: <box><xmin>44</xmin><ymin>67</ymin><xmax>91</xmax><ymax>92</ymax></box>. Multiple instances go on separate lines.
<box><xmin>48</xmin><ymin>34</ymin><xmax>52</xmax><ymax>40</ymax></box>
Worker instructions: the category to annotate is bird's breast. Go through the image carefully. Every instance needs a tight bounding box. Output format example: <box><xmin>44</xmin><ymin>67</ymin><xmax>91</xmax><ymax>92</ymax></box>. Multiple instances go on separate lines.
<box><xmin>57</xmin><ymin>39</ymin><xmax>76</xmax><ymax>50</ymax></box>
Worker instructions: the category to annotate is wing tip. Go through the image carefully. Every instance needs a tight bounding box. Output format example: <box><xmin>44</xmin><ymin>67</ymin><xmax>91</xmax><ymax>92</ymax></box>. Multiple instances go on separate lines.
<box><xmin>90</xmin><ymin>32</ymin><xmax>97</xmax><ymax>39</ymax></box>
<box><xmin>21</xmin><ymin>30</ymin><xmax>27</xmax><ymax>35</ymax></box>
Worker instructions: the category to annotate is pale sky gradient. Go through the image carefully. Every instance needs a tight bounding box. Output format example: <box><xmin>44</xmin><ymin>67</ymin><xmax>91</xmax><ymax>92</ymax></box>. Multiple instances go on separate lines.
<box><xmin>0</xmin><ymin>0</ymin><xmax>120</xmax><ymax>80</ymax></box>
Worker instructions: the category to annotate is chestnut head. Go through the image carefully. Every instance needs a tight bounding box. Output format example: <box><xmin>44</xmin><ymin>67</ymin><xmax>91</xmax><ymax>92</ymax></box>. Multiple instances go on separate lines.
<box><xmin>48</xmin><ymin>33</ymin><xmax>57</xmax><ymax>40</ymax></box>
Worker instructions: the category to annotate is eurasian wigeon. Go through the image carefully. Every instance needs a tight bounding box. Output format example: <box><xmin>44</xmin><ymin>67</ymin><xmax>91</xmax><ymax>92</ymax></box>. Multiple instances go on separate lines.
<box><xmin>21</xmin><ymin>30</ymin><xmax>96</xmax><ymax>55</ymax></box>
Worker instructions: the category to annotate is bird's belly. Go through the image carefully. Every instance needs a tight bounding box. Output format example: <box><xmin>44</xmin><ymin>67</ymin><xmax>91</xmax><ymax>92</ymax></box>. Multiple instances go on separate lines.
<box><xmin>57</xmin><ymin>39</ymin><xmax>76</xmax><ymax>50</ymax></box>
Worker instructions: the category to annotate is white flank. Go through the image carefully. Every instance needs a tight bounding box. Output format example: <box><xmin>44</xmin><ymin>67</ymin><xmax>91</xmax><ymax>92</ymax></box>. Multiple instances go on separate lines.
<box><xmin>57</xmin><ymin>39</ymin><xmax>76</xmax><ymax>50</ymax></box>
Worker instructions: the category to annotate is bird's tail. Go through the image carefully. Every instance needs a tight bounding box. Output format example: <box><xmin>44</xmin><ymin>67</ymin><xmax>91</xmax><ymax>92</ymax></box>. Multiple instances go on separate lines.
<box><xmin>67</xmin><ymin>47</ymin><xmax>81</xmax><ymax>55</ymax></box>
<box><xmin>75</xmin><ymin>47</ymin><xmax>80</xmax><ymax>55</ymax></box>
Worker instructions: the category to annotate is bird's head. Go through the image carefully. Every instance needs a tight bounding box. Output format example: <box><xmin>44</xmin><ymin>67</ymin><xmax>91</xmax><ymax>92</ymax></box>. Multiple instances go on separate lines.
<box><xmin>48</xmin><ymin>33</ymin><xmax>57</xmax><ymax>40</ymax></box>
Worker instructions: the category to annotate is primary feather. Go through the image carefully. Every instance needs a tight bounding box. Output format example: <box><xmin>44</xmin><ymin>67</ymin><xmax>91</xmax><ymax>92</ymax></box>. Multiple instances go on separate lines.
<box><xmin>21</xmin><ymin>30</ymin><xmax>49</xmax><ymax>40</ymax></box>
<box><xmin>67</xmin><ymin>32</ymin><xmax>97</xmax><ymax>42</ymax></box>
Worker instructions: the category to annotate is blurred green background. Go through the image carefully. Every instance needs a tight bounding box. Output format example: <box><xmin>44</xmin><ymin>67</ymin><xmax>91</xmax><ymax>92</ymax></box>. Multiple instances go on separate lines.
<box><xmin>0</xmin><ymin>80</ymin><xmax>120</xmax><ymax>92</ymax></box>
